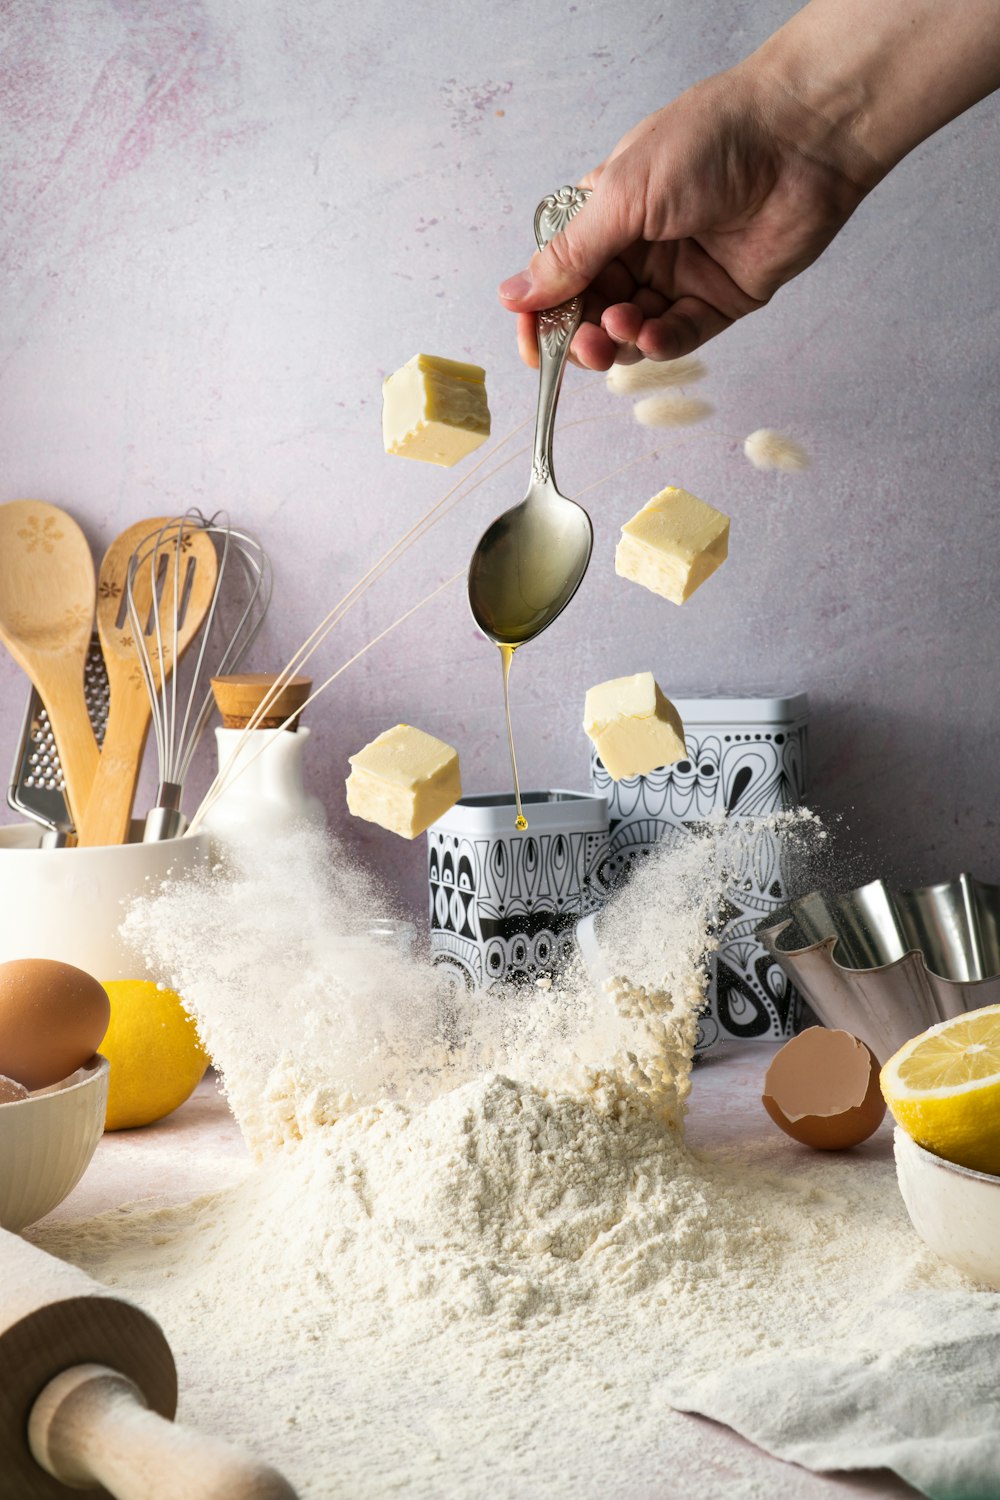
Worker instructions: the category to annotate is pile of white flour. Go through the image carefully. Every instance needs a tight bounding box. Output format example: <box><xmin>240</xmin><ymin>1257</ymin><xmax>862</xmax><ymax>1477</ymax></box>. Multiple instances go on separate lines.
<box><xmin>31</xmin><ymin>821</ymin><xmax>1000</xmax><ymax>1499</ymax></box>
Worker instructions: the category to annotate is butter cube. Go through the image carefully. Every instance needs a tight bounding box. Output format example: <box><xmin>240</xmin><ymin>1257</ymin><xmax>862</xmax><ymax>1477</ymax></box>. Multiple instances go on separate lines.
<box><xmin>583</xmin><ymin>672</ymin><xmax>686</xmax><ymax>782</ymax></box>
<box><xmin>382</xmin><ymin>353</ymin><xmax>490</xmax><ymax>466</ymax></box>
<box><xmin>346</xmin><ymin>723</ymin><xmax>462</xmax><ymax>838</ymax></box>
<box><xmin>615</xmin><ymin>485</ymin><xmax>729</xmax><ymax>605</ymax></box>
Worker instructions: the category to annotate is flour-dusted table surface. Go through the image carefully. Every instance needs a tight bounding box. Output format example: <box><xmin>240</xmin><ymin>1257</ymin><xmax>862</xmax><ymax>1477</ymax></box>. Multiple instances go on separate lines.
<box><xmin>40</xmin><ymin>1047</ymin><xmax>919</xmax><ymax>1499</ymax></box>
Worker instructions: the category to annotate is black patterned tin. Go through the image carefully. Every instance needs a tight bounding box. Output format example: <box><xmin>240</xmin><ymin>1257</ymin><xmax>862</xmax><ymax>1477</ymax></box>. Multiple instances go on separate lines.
<box><xmin>591</xmin><ymin>693</ymin><xmax>810</xmax><ymax>1052</ymax></box>
<box><xmin>427</xmin><ymin>790</ymin><xmax>610</xmax><ymax>990</ymax></box>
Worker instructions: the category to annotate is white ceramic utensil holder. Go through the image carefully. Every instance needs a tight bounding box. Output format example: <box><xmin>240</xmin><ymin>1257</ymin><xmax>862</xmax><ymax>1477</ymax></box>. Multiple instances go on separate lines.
<box><xmin>0</xmin><ymin>826</ymin><xmax>210</xmax><ymax>982</ymax></box>
<box><xmin>200</xmin><ymin>726</ymin><xmax>326</xmax><ymax>844</ymax></box>
<box><xmin>591</xmin><ymin>692</ymin><xmax>810</xmax><ymax>1053</ymax></box>
<box><xmin>428</xmin><ymin>790</ymin><xmax>610</xmax><ymax>990</ymax></box>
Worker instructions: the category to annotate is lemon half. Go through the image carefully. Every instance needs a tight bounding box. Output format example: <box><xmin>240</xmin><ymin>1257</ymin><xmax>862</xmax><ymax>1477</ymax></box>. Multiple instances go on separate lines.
<box><xmin>100</xmin><ymin>980</ymin><xmax>209</xmax><ymax>1132</ymax></box>
<box><xmin>880</xmin><ymin>1004</ymin><xmax>1000</xmax><ymax>1175</ymax></box>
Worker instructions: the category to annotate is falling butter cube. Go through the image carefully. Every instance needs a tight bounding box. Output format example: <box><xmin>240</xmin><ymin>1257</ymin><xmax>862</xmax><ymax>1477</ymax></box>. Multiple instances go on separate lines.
<box><xmin>382</xmin><ymin>353</ymin><xmax>491</xmax><ymax>467</ymax></box>
<box><xmin>346</xmin><ymin>724</ymin><xmax>462</xmax><ymax>838</ymax></box>
<box><xmin>615</xmin><ymin>485</ymin><xmax>729</xmax><ymax>605</ymax></box>
<box><xmin>583</xmin><ymin>672</ymin><xmax>686</xmax><ymax>782</ymax></box>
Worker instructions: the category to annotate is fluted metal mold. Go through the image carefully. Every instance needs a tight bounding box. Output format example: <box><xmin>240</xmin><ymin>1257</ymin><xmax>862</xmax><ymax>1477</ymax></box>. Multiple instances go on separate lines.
<box><xmin>758</xmin><ymin>874</ymin><xmax>1000</xmax><ymax>1065</ymax></box>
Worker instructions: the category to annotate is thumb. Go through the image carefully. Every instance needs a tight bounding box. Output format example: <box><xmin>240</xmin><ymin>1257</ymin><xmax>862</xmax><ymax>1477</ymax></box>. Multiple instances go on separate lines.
<box><xmin>497</xmin><ymin>174</ymin><xmax>638</xmax><ymax>310</ymax></box>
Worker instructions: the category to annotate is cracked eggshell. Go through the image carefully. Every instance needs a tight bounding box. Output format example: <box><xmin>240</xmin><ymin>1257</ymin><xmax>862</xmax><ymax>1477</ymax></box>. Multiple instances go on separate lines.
<box><xmin>0</xmin><ymin>1073</ymin><xmax>29</xmax><ymax>1103</ymax></box>
<box><xmin>762</xmin><ymin>1026</ymin><xmax>887</xmax><ymax>1150</ymax></box>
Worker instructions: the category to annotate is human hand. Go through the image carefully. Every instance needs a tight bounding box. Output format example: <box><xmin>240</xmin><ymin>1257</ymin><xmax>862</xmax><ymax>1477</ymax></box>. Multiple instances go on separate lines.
<box><xmin>498</xmin><ymin>63</ymin><xmax>873</xmax><ymax>370</ymax></box>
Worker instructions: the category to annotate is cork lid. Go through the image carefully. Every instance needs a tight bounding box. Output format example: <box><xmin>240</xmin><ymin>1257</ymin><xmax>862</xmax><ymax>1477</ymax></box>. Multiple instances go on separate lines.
<box><xmin>210</xmin><ymin>673</ymin><xmax>312</xmax><ymax>730</ymax></box>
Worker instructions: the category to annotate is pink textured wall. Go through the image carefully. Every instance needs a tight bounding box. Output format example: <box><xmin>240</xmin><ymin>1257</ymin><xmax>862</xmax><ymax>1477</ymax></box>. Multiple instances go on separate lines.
<box><xmin>2</xmin><ymin>1</ymin><xmax>999</xmax><ymax>915</ymax></box>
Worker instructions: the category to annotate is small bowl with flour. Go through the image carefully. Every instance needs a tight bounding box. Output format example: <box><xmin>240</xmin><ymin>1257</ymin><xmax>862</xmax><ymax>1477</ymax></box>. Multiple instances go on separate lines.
<box><xmin>0</xmin><ymin>1056</ymin><xmax>109</xmax><ymax>1232</ymax></box>
<box><xmin>894</xmin><ymin>1128</ymin><xmax>1000</xmax><ymax>1290</ymax></box>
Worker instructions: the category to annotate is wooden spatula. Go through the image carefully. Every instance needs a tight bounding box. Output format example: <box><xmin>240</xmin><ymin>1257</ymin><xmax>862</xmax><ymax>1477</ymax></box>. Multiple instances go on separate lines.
<box><xmin>76</xmin><ymin>518</ymin><xmax>219</xmax><ymax>847</ymax></box>
<box><xmin>0</xmin><ymin>501</ymin><xmax>99</xmax><ymax>829</ymax></box>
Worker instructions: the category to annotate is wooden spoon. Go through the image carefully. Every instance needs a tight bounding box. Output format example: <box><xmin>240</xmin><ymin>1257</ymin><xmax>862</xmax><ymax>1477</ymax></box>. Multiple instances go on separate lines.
<box><xmin>76</xmin><ymin>518</ymin><xmax>219</xmax><ymax>847</ymax></box>
<box><xmin>0</xmin><ymin>500</ymin><xmax>99</xmax><ymax>828</ymax></box>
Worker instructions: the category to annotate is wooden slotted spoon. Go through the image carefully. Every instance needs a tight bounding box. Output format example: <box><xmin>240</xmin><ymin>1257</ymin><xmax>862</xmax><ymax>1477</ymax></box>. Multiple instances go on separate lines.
<box><xmin>0</xmin><ymin>500</ymin><xmax>99</xmax><ymax>828</ymax></box>
<box><xmin>76</xmin><ymin>518</ymin><xmax>219</xmax><ymax>847</ymax></box>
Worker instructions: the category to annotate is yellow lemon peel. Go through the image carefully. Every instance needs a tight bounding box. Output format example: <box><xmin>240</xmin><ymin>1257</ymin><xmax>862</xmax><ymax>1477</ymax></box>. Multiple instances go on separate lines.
<box><xmin>100</xmin><ymin>979</ymin><xmax>209</xmax><ymax>1132</ymax></box>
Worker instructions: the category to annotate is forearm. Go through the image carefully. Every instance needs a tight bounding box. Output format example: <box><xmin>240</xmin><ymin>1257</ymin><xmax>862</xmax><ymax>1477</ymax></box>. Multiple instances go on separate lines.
<box><xmin>748</xmin><ymin>0</ymin><xmax>1000</xmax><ymax>187</ymax></box>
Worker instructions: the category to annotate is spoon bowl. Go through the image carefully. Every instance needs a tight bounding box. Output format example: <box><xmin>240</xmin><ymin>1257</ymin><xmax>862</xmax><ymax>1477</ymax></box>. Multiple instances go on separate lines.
<box><xmin>468</xmin><ymin>185</ymin><xmax>594</xmax><ymax>650</ymax></box>
<box><xmin>468</xmin><ymin>489</ymin><xmax>593</xmax><ymax>646</ymax></box>
<box><xmin>0</xmin><ymin>501</ymin><xmax>98</xmax><ymax>828</ymax></box>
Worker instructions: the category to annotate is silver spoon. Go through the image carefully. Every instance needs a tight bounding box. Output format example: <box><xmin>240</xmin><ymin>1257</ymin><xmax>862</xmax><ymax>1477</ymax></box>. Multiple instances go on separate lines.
<box><xmin>468</xmin><ymin>185</ymin><xmax>594</xmax><ymax>829</ymax></box>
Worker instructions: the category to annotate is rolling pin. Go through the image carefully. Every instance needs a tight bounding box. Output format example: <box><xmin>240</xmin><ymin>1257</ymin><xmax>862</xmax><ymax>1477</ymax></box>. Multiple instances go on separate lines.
<box><xmin>0</xmin><ymin>1229</ymin><xmax>298</xmax><ymax>1500</ymax></box>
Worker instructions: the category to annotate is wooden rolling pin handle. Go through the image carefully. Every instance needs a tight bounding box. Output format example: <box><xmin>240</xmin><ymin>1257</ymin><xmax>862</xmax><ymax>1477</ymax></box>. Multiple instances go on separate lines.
<box><xmin>29</xmin><ymin>1364</ymin><xmax>299</xmax><ymax>1500</ymax></box>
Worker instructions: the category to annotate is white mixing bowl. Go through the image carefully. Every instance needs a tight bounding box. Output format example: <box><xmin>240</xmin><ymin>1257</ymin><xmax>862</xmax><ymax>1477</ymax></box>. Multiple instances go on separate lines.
<box><xmin>894</xmin><ymin>1127</ymin><xmax>1000</xmax><ymax>1289</ymax></box>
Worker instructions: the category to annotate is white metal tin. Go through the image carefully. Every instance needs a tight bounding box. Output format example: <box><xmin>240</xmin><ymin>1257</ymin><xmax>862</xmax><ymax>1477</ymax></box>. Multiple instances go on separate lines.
<box><xmin>427</xmin><ymin>790</ymin><xmax>609</xmax><ymax>990</ymax></box>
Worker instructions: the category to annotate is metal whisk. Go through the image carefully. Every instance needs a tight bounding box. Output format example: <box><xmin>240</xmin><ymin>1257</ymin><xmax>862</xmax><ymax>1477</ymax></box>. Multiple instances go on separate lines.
<box><xmin>126</xmin><ymin>511</ymin><xmax>273</xmax><ymax>841</ymax></box>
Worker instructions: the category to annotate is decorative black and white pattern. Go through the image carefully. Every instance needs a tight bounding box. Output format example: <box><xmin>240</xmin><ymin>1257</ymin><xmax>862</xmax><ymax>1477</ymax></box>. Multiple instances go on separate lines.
<box><xmin>429</xmin><ymin>817</ymin><xmax>610</xmax><ymax>990</ymax></box>
<box><xmin>592</xmin><ymin>706</ymin><xmax>810</xmax><ymax>1052</ymax></box>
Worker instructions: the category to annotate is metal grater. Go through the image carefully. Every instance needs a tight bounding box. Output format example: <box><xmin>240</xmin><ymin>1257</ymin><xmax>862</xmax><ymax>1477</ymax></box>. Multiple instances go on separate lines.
<box><xmin>6</xmin><ymin>635</ymin><xmax>110</xmax><ymax>841</ymax></box>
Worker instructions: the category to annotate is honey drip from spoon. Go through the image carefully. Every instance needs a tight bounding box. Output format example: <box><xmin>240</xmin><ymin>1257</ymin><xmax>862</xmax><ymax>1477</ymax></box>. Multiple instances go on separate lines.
<box><xmin>467</xmin><ymin>186</ymin><xmax>595</xmax><ymax>831</ymax></box>
<box><xmin>499</xmin><ymin>644</ymin><xmax>528</xmax><ymax>830</ymax></box>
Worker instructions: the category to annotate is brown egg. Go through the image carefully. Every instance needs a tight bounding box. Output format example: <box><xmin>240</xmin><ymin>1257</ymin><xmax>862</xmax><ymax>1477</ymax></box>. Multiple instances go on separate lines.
<box><xmin>0</xmin><ymin>958</ymin><xmax>111</xmax><ymax>1091</ymax></box>
<box><xmin>762</xmin><ymin>1026</ymin><xmax>886</xmax><ymax>1150</ymax></box>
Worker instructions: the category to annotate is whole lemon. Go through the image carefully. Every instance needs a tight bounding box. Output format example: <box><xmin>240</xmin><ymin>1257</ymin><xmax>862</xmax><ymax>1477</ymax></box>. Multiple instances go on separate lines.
<box><xmin>100</xmin><ymin>980</ymin><xmax>209</xmax><ymax>1131</ymax></box>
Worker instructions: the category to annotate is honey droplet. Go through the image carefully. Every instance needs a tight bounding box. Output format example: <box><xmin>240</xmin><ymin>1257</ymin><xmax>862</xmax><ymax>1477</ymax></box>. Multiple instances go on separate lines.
<box><xmin>515</xmin><ymin>813</ymin><xmax>528</xmax><ymax>832</ymax></box>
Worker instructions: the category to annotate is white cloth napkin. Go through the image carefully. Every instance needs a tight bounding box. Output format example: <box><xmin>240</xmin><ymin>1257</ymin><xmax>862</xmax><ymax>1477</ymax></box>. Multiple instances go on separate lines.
<box><xmin>667</xmin><ymin>1291</ymin><xmax>1000</xmax><ymax>1499</ymax></box>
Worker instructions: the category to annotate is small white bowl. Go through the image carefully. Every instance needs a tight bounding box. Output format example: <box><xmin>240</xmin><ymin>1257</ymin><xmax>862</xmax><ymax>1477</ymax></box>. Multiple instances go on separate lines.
<box><xmin>0</xmin><ymin>1055</ymin><xmax>109</xmax><ymax>1231</ymax></box>
<box><xmin>894</xmin><ymin>1127</ymin><xmax>1000</xmax><ymax>1289</ymax></box>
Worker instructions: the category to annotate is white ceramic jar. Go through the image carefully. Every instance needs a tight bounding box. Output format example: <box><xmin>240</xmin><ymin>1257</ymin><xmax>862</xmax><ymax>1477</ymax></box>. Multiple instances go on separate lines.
<box><xmin>200</xmin><ymin>726</ymin><xmax>326</xmax><ymax>843</ymax></box>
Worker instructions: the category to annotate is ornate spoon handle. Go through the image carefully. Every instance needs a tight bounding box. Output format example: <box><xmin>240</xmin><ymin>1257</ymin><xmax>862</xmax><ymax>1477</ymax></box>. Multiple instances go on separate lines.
<box><xmin>529</xmin><ymin>185</ymin><xmax>592</xmax><ymax>487</ymax></box>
